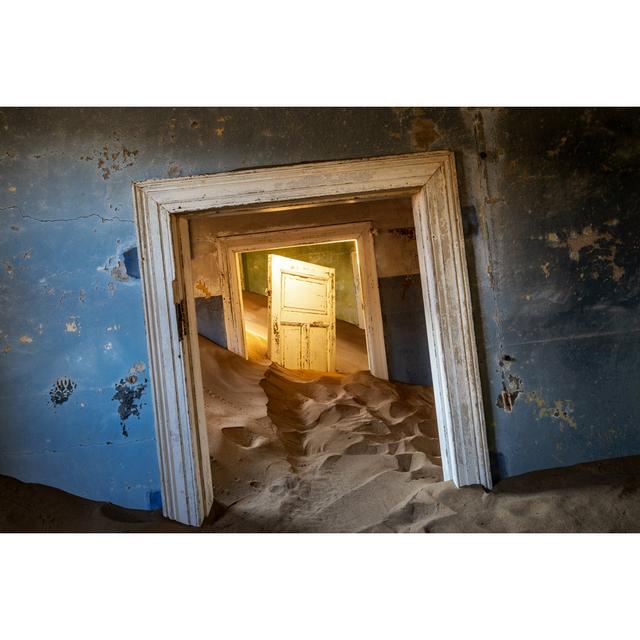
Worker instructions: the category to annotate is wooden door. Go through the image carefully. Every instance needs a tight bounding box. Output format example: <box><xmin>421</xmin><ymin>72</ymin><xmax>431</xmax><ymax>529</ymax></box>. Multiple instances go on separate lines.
<box><xmin>268</xmin><ymin>254</ymin><xmax>336</xmax><ymax>371</ymax></box>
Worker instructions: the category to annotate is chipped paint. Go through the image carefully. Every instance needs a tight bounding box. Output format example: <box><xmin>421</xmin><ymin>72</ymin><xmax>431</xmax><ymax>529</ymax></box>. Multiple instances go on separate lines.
<box><xmin>92</xmin><ymin>143</ymin><xmax>139</xmax><ymax>180</ymax></box>
<box><xmin>546</xmin><ymin>224</ymin><xmax>625</xmax><ymax>281</ymax></box>
<box><xmin>65</xmin><ymin>317</ymin><xmax>80</xmax><ymax>333</ymax></box>
<box><xmin>112</xmin><ymin>370</ymin><xmax>148</xmax><ymax>438</ymax></box>
<box><xmin>110</xmin><ymin>260</ymin><xmax>129</xmax><ymax>282</ymax></box>
<box><xmin>19</xmin><ymin>335</ymin><xmax>33</xmax><ymax>343</ymax></box>
<box><xmin>525</xmin><ymin>392</ymin><xmax>577</xmax><ymax>429</ymax></box>
<box><xmin>496</xmin><ymin>359</ymin><xmax>523</xmax><ymax>412</ymax></box>
<box><xmin>49</xmin><ymin>378</ymin><xmax>77</xmax><ymax>406</ymax></box>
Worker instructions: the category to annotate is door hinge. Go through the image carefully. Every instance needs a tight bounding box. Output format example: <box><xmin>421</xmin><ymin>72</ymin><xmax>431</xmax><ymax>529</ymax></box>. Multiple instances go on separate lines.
<box><xmin>175</xmin><ymin>299</ymin><xmax>187</xmax><ymax>340</ymax></box>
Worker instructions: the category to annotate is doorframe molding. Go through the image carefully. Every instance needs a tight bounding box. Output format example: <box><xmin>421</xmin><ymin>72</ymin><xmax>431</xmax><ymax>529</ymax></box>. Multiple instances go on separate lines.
<box><xmin>133</xmin><ymin>151</ymin><xmax>492</xmax><ymax>526</ymax></box>
<box><xmin>216</xmin><ymin>222</ymin><xmax>388</xmax><ymax>379</ymax></box>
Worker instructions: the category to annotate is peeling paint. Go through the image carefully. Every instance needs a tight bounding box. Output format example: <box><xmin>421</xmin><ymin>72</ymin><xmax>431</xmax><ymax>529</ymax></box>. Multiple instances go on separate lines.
<box><xmin>19</xmin><ymin>335</ymin><xmax>33</xmax><ymax>344</ymax></box>
<box><xmin>110</xmin><ymin>260</ymin><xmax>129</xmax><ymax>282</ymax></box>
<box><xmin>92</xmin><ymin>143</ymin><xmax>138</xmax><ymax>180</ymax></box>
<box><xmin>65</xmin><ymin>317</ymin><xmax>80</xmax><ymax>333</ymax></box>
<box><xmin>49</xmin><ymin>378</ymin><xmax>77</xmax><ymax>406</ymax></box>
<box><xmin>496</xmin><ymin>355</ymin><xmax>523</xmax><ymax>412</ymax></box>
<box><xmin>112</xmin><ymin>371</ymin><xmax>148</xmax><ymax>438</ymax></box>
<box><xmin>525</xmin><ymin>391</ymin><xmax>577</xmax><ymax>429</ymax></box>
<box><xmin>546</xmin><ymin>224</ymin><xmax>625</xmax><ymax>281</ymax></box>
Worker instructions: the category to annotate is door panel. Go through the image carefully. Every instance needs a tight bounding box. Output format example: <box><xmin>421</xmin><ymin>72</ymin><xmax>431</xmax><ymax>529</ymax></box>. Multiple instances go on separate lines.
<box><xmin>268</xmin><ymin>254</ymin><xmax>336</xmax><ymax>372</ymax></box>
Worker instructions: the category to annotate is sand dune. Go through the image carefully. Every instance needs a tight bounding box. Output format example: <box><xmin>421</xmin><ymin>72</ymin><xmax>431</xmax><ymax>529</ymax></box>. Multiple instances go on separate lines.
<box><xmin>199</xmin><ymin>334</ymin><xmax>443</xmax><ymax>531</ymax></box>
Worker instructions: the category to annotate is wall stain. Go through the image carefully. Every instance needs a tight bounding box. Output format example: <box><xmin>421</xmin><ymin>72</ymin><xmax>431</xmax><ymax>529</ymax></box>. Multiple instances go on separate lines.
<box><xmin>194</xmin><ymin>277</ymin><xmax>215</xmax><ymax>297</ymax></box>
<box><xmin>65</xmin><ymin>317</ymin><xmax>80</xmax><ymax>333</ymax></box>
<box><xmin>49</xmin><ymin>377</ymin><xmax>77</xmax><ymax>406</ymax></box>
<box><xmin>86</xmin><ymin>142</ymin><xmax>138</xmax><ymax>180</ymax></box>
<box><xmin>168</xmin><ymin>162</ymin><xmax>182</xmax><ymax>178</ymax></box>
<box><xmin>546</xmin><ymin>224</ymin><xmax>625</xmax><ymax>281</ymax></box>
<box><xmin>411</xmin><ymin>117</ymin><xmax>440</xmax><ymax>150</ymax></box>
<box><xmin>112</xmin><ymin>368</ymin><xmax>148</xmax><ymax>437</ymax></box>
<box><xmin>525</xmin><ymin>391</ymin><xmax>577</xmax><ymax>429</ymax></box>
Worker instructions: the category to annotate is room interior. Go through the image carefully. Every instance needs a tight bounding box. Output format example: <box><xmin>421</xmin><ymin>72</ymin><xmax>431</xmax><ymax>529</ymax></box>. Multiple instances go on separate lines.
<box><xmin>1</xmin><ymin>106</ymin><xmax>639</xmax><ymax>533</ymax></box>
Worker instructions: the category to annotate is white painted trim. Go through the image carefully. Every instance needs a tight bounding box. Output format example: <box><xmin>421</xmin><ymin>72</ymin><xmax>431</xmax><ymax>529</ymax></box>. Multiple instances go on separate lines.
<box><xmin>216</xmin><ymin>222</ymin><xmax>388</xmax><ymax>379</ymax></box>
<box><xmin>133</xmin><ymin>151</ymin><xmax>492</xmax><ymax>526</ymax></box>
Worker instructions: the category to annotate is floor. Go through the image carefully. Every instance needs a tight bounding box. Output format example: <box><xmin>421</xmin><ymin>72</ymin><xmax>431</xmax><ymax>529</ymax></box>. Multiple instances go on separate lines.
<box><xmin>2</xmin><ymin>455</ymin><xmax>640</xmax><ymax>533</ymax></box>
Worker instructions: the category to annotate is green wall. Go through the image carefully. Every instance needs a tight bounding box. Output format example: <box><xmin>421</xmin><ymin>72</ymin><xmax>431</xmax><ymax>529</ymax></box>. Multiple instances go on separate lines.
<box><xmin>241</xmin><ymin>241</ymin><xmax>359</xmax><ymax>325</ymax></box>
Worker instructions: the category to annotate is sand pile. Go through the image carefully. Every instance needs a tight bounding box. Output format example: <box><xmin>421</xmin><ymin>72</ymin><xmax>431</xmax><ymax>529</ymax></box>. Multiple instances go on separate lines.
<box><xmin>199</xmin><ymin>335</ymin><xmax>443</xmax><ymax>532</ymax></box>
<box><xmin>260</xmin><ymin>364</ymin><xmax>440</xmax><ymax>468</ymax></box>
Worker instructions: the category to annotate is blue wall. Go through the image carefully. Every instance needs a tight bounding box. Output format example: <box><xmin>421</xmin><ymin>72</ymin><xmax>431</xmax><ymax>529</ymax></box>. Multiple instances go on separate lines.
<box><xmin>1</xmin><ymin>107</ymin><xmax>639</xmax><ymax>507</ymax></box>
<box><xmin>378</xmin><ymin>275</ymin><xmax>432</xmax><ymax>386</ymax></box>
<box><xmin>195</xmin><ymin>297</ymin><xmax>227</xmax><ymax>347</ymax></box>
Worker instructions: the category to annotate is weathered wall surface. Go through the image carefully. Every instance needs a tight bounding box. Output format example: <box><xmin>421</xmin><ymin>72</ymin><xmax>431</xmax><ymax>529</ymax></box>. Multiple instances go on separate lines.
<box><xmin>1</xmin><ymin>107</ymin><xmax>638</xmax><ymax>508</ymax></box>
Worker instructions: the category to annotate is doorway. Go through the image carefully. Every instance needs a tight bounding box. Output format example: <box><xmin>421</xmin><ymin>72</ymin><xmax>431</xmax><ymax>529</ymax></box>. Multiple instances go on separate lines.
<box><xmin>239</xmin><ymin>242</ymin><xmax>367</xmax><ymax>373</ymax></box>
<box><xmin>212</xmin><ymin>222</ymin><xmax>388</xmax><ymax>379</ymax></box>
<box><xmin>133</xmin><ymin>152</ymin><xmax>492</xmax><ymax>526</ymax></box>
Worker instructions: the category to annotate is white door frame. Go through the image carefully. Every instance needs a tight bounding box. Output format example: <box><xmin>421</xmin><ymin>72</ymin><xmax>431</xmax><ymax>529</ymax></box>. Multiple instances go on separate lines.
<box><xmin>216</xmin><ymin>222</ymin><xmax>388</xmax><ymax>379</ymax></box>
<box><xmin>133</xmin><ymin>151</ymin><xmax>492</xmax><ymax>526</ymax></box>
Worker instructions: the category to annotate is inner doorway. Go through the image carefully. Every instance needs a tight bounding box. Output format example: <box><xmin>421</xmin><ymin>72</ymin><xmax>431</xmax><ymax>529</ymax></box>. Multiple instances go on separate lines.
<box><xmin>240</xmin><ymin>241</ymin><xmax>368</xmax><ymax>374</ymax></box>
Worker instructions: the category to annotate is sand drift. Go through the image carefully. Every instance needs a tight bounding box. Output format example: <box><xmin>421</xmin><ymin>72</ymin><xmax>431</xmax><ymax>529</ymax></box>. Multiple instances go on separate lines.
<box><xmin>199</xmin><ymin>335</ymin><xmax>444</xmax><ymax>532</ymax></box>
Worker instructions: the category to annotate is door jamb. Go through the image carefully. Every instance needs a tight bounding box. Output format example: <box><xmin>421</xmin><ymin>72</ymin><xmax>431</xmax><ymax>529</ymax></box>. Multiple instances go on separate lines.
<box><xmin>216</xmin><ymin>222</ymin><xmax>388</xmax><ymax>379</ymax></box>
<box><xmin>133</xmin><ymin>151</ymin><xmax>493</xmax><ymax>526</ymax></box>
